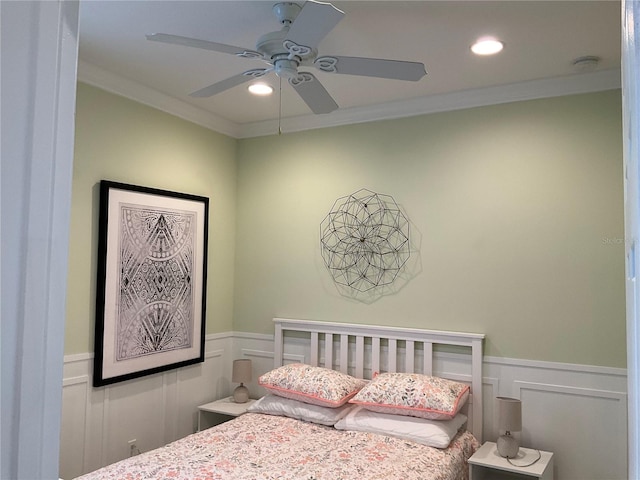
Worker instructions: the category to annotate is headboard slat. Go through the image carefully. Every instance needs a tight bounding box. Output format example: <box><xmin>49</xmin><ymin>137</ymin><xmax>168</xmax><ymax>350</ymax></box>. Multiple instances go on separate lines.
<box><xmin>355</xmin><ymin>336</ymin><xmax>365</xmax><ymax>378</ymax></box>
<box><xmin>424</xmin><ymin>342</ymin><xmax>433</xmax><ymax>375</ymax></box>
<box><xmin>405</xmin><ymin>340</ymin><xmax>415</xmax><ymax>373</ymax></box>
<box><xmin>372</xmin><ymin>337</ymin><xmax>381</xmax><ymax>374</ymax></box>
<box><xmin>325</xmin><ymin>333</ymin><xmax>333</xmax><ymax>369</ymax></box>
<box><xmin>340</xmin><ymin>334</ymin><xmax>349</xmax><ymax>374</ymax></box>
<box><xmin>310</xmin><ymin>332</ymin><xmax>319</xmax><ymax>366</ymax></box>
<box><xmin>388</xmin><ymin>338</ymin><xmax>397</xmax><ymax>372</ymax></box>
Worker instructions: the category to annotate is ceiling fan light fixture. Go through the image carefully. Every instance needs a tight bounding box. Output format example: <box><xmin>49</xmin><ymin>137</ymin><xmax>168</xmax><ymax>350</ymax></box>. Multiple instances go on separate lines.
<box><xmin>471</xmin><ymin>37</ymin><xmax>504</xmax><ymax>56</ymax></box>
<box><xmin>146</xmin><ymin>0</ymin><xmax>426</xmax><ymax>115</ymax></box>
<box><xmin>248</xmin><ymin>83</ymin><xmax>274</xmax><ymax>96</ymax></box>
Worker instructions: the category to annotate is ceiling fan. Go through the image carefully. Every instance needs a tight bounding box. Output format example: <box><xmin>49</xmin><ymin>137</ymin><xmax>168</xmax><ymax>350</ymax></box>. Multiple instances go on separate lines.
<box><xmin>146</xmin><ymin>0</ymin><xmax>427</xmax><ymax>115</ymax></box>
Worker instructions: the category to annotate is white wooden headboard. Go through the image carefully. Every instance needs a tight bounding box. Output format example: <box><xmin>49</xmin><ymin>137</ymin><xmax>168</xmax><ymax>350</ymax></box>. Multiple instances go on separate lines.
<box><xmin>272</xmin><ymin>317</ymin><xmax>485</xmax><ymax>442</ymax></box>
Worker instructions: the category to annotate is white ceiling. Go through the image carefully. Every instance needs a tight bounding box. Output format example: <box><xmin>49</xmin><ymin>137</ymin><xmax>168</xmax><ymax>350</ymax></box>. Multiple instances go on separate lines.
<box><xmin>78</xmin><ymin>1</ymin><xmax>621</xmax><ymax>137</ymax></box>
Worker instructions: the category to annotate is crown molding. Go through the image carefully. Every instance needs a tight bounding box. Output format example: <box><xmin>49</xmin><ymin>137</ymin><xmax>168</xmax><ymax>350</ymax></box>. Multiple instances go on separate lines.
<box><xmin>238</xmin><ymin>68</ymin><xmax>621</xmax><ymax>138</ymax></box>
<box><xmin>77</xmin><ymin>60</ymin><xmax>620</xmax><ymax>140</ymax></box>
<box><xmin>77</xmin><ymin>61</ymin><xmax>241</xmax><ymax>138</ymax></box>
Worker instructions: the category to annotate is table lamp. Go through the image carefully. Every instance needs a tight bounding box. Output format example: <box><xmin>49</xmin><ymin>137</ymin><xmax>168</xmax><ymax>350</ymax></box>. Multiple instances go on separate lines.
<box><xmin>232</xmin><ymin>359</ymin><xmax>252</xmax><ymax>403</ymax></box>
<box><xmin>496</xmin><ymin>396</ymin><xmax>522</xmax><ymax>458</ymax></box>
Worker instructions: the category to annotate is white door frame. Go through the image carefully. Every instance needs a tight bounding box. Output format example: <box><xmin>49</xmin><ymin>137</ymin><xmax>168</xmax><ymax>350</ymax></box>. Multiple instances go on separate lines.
<box><xmin>0</xmin><ymin>1</ymin><xmax>79</xmax><ymax>478</ymax></box>
<box><xmin>623</xmin><ymin>1</ymin><xmax>640</xmax><ymax>477</ymax></box>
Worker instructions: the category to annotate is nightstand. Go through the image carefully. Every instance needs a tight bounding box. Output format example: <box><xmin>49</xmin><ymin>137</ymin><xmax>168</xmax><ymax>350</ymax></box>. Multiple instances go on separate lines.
<box><xmin>197</xmin><ymin>397</ymin><xmax>258</xmax><ymax>431</ymax></box>
<box><xmin>468</xmin><ymin>441</ymin><xmax>554</xmax><ymax>480</ymax></box>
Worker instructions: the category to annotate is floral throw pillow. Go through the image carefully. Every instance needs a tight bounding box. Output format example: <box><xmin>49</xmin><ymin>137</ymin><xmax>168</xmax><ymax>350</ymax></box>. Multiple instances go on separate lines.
<box><xmin>349</xmin><ymin>372</ymin><xmax>469</xmax><ymax>420</ymax></box>
<box><xmin>259</xmin><ymin>363</ymin><xmax>367</xmax><ymax>408</ymax></box>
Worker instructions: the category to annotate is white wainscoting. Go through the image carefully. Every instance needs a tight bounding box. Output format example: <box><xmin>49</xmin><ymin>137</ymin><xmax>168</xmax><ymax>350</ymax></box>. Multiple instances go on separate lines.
<box><xmin>60</xmin><ymin>331</ymin><xmax>628</xmax><ymax>480</ymax></box>
<box><xmin>59</xmin><ymin>334</ymin><xmax>232</xmax><ymax>480</ymax></box>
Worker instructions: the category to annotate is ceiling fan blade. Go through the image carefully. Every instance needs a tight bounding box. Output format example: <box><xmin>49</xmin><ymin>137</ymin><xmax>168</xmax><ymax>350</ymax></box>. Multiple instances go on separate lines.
<box><xmin>315</xmin><ymin>56</ymin><xmax>427</xmax><ymax>81</ymax></box>
<box><xmin>286</xmin><ymin>0</ymin><xmax>344</xmax><ymax>50</ymax></box>
<box><xmin>146</xmin><ymin>33</ymin><xmax>262</xmax><ymax>59</ymax></box>
<box><xmin>289</xmin><ymin>72</ymin><xmax>338</xmax><ymax>114</ymax></box>
<box><xmin>190</xmin><ymin>69</ymin><xmax>270</xmax><ymax>98</ymax></box>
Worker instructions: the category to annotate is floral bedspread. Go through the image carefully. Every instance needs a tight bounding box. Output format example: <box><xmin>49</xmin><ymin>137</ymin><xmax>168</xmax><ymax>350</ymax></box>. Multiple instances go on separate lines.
<box><xmin>75</xmin><ymin>413</ymin><xmax>479</xmax><ymax>480</ymax></box>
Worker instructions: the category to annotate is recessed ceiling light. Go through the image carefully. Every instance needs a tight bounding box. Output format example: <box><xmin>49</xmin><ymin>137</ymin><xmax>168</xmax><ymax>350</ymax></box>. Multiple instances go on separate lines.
<box><xmin>248</xmin><ymin>83</ymin><xmax>274</xmax><ymax>96</ymax></box>
<box><xmin>471</xmin><ymin>37</ymin><xmax>504</xmax><ymax>56</ymax></box>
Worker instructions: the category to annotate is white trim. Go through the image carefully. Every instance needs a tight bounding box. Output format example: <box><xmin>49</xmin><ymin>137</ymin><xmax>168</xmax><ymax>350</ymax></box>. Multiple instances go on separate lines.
<box><xmin>514</xmin><ymin>379</ymin><xmax>628</xmax><ymax>477</ymax></box>
<box><xmin>63</xmin><ymin>335</ymin><xmax>627</xmax><ymax>378</ymax></box>
<box><xmin>204</xmin><ymin>331</ymin><xmax>235</xmax><ymax>341</ymax></box>
<box><xmin>77</xmin><ymin>61</ymin><xmax>241</xmax><ymax>138</ymax></box>
<box><xmin>82</xmin><ymin>377</ymin><xmax>92</xmax><ymax>474</ymax></box>
<box><xmin>100</xmin><ymin>388</ymin><xmax>110</xmax><ymax>467</ymax></box>
<box><xmin>241</xmin><ymin>348</ymin><xmax>305</xmax><ymax>364</ymax></box>
<box><xmin>64</xmin><ymin>352</ymin><xmax>94</xmax><ymax>363</ymax></box>
<box><xmin>1</xmin><ymin>1</ymin><xmax>79</xmax><ymax>478</ymax></box>
<box><xmin>62</xmin><ymin>375</ymin><xmax>90</xmax><ymax>387</ymax></box>
<box><xmin>76</xmin><ymin>60</ymin><xmax>620</xmax><ymax>140</ymax></box>
<box><xmin>622</xmin><ymin>0</ymin><xmax>640</xmax><ymax>477</ymax></box>
<box><xmin>514</xmin><ymin>380</ymin><xmax>627</xmax><ymax>402</ymax></box>
<box><xmin>240</xmin><ymin>69</ymin><xmax>620</xmax><ymax>138</ymax></box>
<box><xmin>230</xmin><ymin>331</ymin><xmax>274</xmax><ymax>341</ymax></box>
<box><xmin>484</xmin><ymin>355</ymin><xmax>627</xmax><ymax>377</ymax></box>
<box><xmin>162</xmin><ymin>370</ymin><xmax>177</xmax><ymax>444</ymax></box>
<box><xmin>273</xmin><ymin>317</ymin><xmax>485</xmax><ymax>342</ymax></box>
<box><xmin>205</xmin><ymin>348</ymin><xmax>224</xmax><ymax>360</ymax></box>
<box><xmin>240</xmin><ymin>348</ymin><xmax>276</xmax><ymax>360</ymax></box>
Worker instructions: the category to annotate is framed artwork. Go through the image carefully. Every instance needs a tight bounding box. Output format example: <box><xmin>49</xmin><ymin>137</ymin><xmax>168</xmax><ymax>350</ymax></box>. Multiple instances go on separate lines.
<box><xmin>93</xmin><ymin>181</ymin><xmax>209</xmax><ymax>387</ymax></box>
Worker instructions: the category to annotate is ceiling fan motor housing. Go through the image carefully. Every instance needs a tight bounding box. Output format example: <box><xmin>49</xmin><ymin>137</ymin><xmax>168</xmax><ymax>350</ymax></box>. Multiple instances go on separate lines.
<box><xmin>257</xmin><ymin>30</ymin><xmax>315</xmax><ymax>60</ymax></box>
<box><xmin>274</xmin><ymin>57</ymin><xmax>300</xmax><ymax>79</ymax></box>
<box><xmin>272</xmin><ymin>2</ymin><xmax>301</xmax><ymax>25</ymax></box>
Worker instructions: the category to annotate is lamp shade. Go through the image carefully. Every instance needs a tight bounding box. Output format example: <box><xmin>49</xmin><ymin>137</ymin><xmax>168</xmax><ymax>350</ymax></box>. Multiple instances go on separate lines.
<box><xmin>497</xmin><ymin>396</ymin><xmax>522</xmax><ymax>432</ymax></box>
<box><xmin>232</xmin><ymin>359</ymin><xmax>252</xmax><ymax>384</ymax></box>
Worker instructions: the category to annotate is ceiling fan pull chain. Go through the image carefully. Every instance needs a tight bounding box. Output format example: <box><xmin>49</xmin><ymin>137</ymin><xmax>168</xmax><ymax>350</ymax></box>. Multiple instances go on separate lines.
<box><xmin>278</xmin><ymin>75</ymin><xmax>283</xmax><ymax>135</ymax></box>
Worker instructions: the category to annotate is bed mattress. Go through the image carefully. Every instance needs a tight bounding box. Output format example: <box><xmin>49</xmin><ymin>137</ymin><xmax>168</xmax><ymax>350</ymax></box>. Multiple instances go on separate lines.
<box><xmin>75</xmin><ymin>412</ymin><xmax>479</xmax><ymax>480</ymax></box>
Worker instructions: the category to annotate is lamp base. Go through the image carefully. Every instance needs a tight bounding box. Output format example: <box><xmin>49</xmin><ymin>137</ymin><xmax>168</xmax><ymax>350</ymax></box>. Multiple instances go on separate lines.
<box><xmin>497</xmin><ymin>434</ymin><xmax>519</xmax><ymax>458</ymax></box>
<box><xmin>233</xmin><ymin>384</ymin><xmax>249</xmax><ymax>403</ymax></box>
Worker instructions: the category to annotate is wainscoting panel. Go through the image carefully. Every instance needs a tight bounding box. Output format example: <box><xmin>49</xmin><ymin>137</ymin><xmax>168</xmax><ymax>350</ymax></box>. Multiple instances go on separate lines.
<box><xmin>483</xmin><ymin>358</ymin><xmax>627</xmax><ymax>480</ymax></box>
<box><xmin>60</xmin><ymin>331</ymin><xmax>628</xmax><ymax>480</ymax></box>
<box><xmin>60</xmin><ymin>376</ymin><xmax>90</xmax><ymax>480</ymax></box>
<box><xmin>59</xmin><ymin>335</ymin><xmax>231</xmax><ymax>479</ymax></box>
<box><xmin>514</xmin><ymin>381</ymin><xmax>627</xmax><ymax>480</ymax></box>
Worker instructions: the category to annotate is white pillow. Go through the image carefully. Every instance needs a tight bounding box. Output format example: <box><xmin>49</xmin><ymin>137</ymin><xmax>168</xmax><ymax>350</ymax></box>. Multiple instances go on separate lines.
<box><xmin>334</xmin><ymin>405</ymin><xmax>467</xmax><ymax>449</ymax></box>
<box><xmin>248</xmin><ymin>394</ymin><xmax>357</xmax><ymax>426</ymax></box>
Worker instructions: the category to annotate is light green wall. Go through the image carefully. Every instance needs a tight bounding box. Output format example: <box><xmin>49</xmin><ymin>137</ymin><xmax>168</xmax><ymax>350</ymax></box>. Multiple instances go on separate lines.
<box><xmin>66</xmin><ymin>85</ymin><xmax>624</xmax><ymax>367</ymax></box>
<box><xmin>234</xmin><ymin>90</ymin><xmax>625</xmax><ymax>367</ymax></box>
<box><xmin>65</xmin><ymin>83</ymin><xmax>237</xmax><ymax>354</ymax></box>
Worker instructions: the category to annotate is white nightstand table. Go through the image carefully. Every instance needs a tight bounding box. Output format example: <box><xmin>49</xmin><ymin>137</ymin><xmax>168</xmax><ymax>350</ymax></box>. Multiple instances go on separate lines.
<box><xmin>197</xmin><ymin>397</ymin><xmax>257</xmax><ymax>431</ymax></box>
<box><xmin>468</xmin><ymin>441</ymin><xmax>554</xmax><ymax>480</ymax></box>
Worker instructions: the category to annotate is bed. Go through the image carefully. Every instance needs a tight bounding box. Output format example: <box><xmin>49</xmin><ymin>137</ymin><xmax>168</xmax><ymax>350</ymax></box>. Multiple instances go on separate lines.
<box><xmin>75</xmin><ymin>318</ymin><xmax>485</xmax><ymax>480</ymax></box>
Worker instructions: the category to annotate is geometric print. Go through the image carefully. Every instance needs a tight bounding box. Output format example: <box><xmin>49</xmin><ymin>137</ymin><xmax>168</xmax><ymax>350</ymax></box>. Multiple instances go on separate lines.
<box><xmin>116</xmin><ymin>205</ymin><xmax>195</xmax><ymax>361</ymax></box>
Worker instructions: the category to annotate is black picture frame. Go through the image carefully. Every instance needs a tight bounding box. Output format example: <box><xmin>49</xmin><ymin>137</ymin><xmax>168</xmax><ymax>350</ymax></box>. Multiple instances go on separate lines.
<box><xmin>93</xmin><ymin>180</ymin><xmax>209</xmax><ymax>387</ymax></box>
